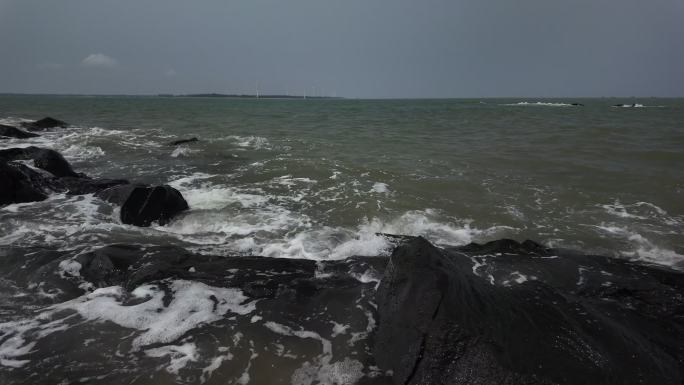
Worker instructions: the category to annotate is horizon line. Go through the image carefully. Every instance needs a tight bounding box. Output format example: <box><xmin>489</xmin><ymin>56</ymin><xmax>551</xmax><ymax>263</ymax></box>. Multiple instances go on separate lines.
<box><xmin>0</xmin><ymin>92</ymin><xmax>681</xmax><ymax>99</ymax></box>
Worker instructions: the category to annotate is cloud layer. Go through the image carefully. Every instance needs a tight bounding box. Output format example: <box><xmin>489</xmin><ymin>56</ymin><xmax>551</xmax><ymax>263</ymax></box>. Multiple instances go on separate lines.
<box><xmin>81</xmin><ymin>53</ymin><xmax>118</xmax><ymax>69</ymax></box>
<box><xmin>0</xmin><ymin>0</ymin><xmax>682</xmax><ymax>96</ymax></box>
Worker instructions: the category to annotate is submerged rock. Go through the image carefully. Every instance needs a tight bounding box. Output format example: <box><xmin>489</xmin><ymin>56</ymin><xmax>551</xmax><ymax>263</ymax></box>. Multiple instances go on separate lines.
<box><xmin>58</xmin><ymin>177</ymin><xmax>130</xmax><ymax>196</ymax></box>
<box><xmin>97</xmin><ymin>184</ymin><xmax>189</xmax><ymax>226</ymax></box>
<box><xmin>0</xmin><ymin>124</ymin><xmax>40</xmax><ymax>139</ymax></box>
<box><xmin>168</xmin><ymin>137</ymin><xmax>199</xmax><ymax>146</ymax></box>
<box><xmin>20</xmin><ymin>117</ymin><xmax>68</xmax><ymax>131</ymax></box>
<box><xmin>375</xmin><ymin>237</ymin><xmax>684</xmax><ymax>385</ymax></box>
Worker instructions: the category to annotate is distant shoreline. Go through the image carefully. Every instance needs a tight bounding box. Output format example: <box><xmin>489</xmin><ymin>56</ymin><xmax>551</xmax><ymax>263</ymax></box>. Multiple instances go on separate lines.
<box><xmin>0</xmin><ymin>93</ymin><xmax>680</xmax><ymax>100</ymax></box>
<box><xmin>0</xmin><ymin>93</ymin><xmax>343</xmax><ymax>100</ymax></box>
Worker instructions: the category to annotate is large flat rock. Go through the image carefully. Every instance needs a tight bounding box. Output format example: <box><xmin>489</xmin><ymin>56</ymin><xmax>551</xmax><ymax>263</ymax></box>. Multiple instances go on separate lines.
<box><xmin>0</xmin><ymin>244</ymin><xmax>389</xmax><ymax>385</ymax></box>
<box><xmin>1</xmin><ymin>237</ymin><xmax>682</xmax><ymax>384</ymax></box>
<box><xmin>375</xmin><ymin>237</ymin><xmax>684</xmax><ymax>385</ymax></box>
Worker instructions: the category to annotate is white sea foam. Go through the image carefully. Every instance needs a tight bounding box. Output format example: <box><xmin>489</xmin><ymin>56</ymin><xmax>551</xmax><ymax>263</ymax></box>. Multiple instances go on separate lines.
<box><xmin>218</xmin><ymin>135</ymin><xmax>271</xmax><ymax>150</ymax></box>
<box><xmin>185</xmin><ymin>186</ymin><xmax>267</xmax><ymax>210</ymax></box>
<box><xmin>168</xmin><ymin>173</ymin><xmax>267</xmax><ymax>210</ymax></box>
<box><xmin>264</xmin><ymin>321</ymin><xmax>364</xmax><ymax>385</ymax></box>
<box><xmin>370</xmin><ymin>182</ymin><xmax>390</xmax><ymax>194</ymax></box>
<box><xmin>600</xmin><ymin>200</ymin><xmax>677</xmax><ymax>224</ymax></box>
<box><xmin>502</xmin><ymin>271</ymin><xmax>532</xmax><ymax>286</ymax></box>
<box><xmin>54</xmin><ymin>280</ymin><xmax>255</xmax><ymax>350</ymax></box>
<box><xmin>200</xmin><ymin>348</ymin><xmax>233</xmax><ymax>382</ymax></box>
<box><xmin>611</xmin><ymin>103</ymin><xmax>655</xmax><ymax>108</ymax></box>
<box><xmin>170</xmin><ymin>145</ymin><xmax>199</xmax><ymax>158</ymax></box>
<box><xmin>273</xmin><ymin>175</ymin><xmax>318</xmax><ymax>187</ymax></box>
<box><xmin>0</xmin><ymin>193</ymin><xmax>120</xmax><ymax>248</ymax></box>
<box><xmin>145</xmin><ymin>343</ymin><xmax>199</xmax><ymax>374</ymax></box>
<box><xmin>251</xmin><ymin>211</ymin><xmax>512</xmax><ymax>260</ymax></box>
<box><xmin>611</xmin><ymin>103</ymin><xmax>666</xmax><ymax>108</ymax></box>
<box><xmin>0</xmin><ymin>280</ymin><xmax>254</xmax><ymax>368</ymax></box>
<box><xmin>0</xmin><ymin>123</ymin><xmax>135</xmax><ymax>163</ymax></box>
<box><xmin>146</xmin><ymin>204</ymin><xmax>514</xmax><ymax>260</ymax></box>
<box><xmin>594</xmin><ymin>225</ymin><xmax>684</xmax><ymax>268</ymax></box>
<box><xmin>61</xmin><ymin>144</ymin><xmax>105</xmax><ymax>160</ymax></box>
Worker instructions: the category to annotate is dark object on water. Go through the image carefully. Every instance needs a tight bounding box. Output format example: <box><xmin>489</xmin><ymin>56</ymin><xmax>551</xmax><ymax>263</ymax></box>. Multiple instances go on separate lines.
<box><xmin>571</xmin><ymin>102</ymin><xmax>584</xmax><ymax>106</ymax></box>
<box><xmin>97</xmin><ymin>184</ymin><xmax>189</xmax><ymax>226</ymax></box>
<box><xmin>168</xmin><ymin>137</ymin><xmax>199</xmax><ymax>146</ymax></box>
<box><xmin>20</xmin><ymin>117</ymin><xmax>69</xmax><ymax>131</ymax></box>
<box><xmin>0</xmin><ymin>124</ymin><xmax>40</xmax><ymax>139</ymax></box>
<box><xmin>375</xmin><ymin>237</ymin><xmax>684</xmax><ymax>385</ymax></box>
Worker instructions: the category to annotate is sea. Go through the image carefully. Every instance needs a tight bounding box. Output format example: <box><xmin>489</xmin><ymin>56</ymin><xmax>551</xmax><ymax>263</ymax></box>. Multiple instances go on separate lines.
<box><xmin>1</xmin><ymin>95</ymin><xmax>683</xmax><ymax>268</ymax></box>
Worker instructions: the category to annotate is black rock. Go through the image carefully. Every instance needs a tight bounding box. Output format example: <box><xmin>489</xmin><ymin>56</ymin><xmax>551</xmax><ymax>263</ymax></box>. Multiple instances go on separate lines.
<box><xmin>0</xmin><ymin>244</ymin><xmax>388</xmax><ymax>384</ymax></box>
<box><xmin>375</xmin><ymin>237</ymin><xmax>684</xmax><ymax>385</ymax></box>
<box><xmin>0</xmin><ymin>162</ymin><xmax>49</xmax><ymax>205</ymax></box>
<box><xmin>97</xmin><ymin>184</ymin><xmax>189</xmax><ymax>226</ymax></box>
<box><xmin>0</xmin><ymin>147</ymin><xmax>130</xmax><ymax>203</ymax></box>
<box><xmin>32</xmin><ymin>149</ymin><xmax>80</xmax><ymax>178</ymax></box>
<box><xmin>0</xmin><ymin>146</ymin><xmax>80</xmax><ymax>178</ymax></box>
<box><xmin>20</xmin><ymin>117</ymin><xmax>68</xmax><ymax>131</ymax></box>
<box><xmin>0</xmin><ymin>124</ymin><xmax>40</xmax><ymax>139</ymax></box>
<box><xmin>0</xmin><ymin>147</ymin><xmax>29</xmax><ymax>161</ymax></box>
<box><xmin>168</xmin><ymin>137</ymin><xmax>199</xmax><ymax>146</ymax></box>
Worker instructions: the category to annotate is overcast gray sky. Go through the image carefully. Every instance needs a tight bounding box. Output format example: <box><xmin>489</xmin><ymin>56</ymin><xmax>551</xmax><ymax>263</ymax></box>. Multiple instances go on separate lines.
<box><xmin>1</xmin><ymin>0</ymin><xmax>683</xmax><ymax>98</ymax></box>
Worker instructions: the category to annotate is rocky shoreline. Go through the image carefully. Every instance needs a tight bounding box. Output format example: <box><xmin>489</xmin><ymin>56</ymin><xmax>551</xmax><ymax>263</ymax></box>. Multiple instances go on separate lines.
<box><xmin>1</xmin><ymin>118</ymin><xmax>683</xmax><ymax>384</ymax></box>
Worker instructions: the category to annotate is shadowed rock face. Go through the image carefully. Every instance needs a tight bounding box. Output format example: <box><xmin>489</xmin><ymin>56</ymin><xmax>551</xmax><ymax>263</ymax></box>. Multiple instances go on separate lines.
<box><xmin>32</xmin><ymin>149</ymin><xmax>80</xmax><ymax>178</ymax></box>
<box><xmin>0</xmin><ymin>124</ymin><xmax>40</xmax><ymax>139</ymax></box>
<box><xmin>0</xmin><ymin>147</ymin><xmax>130</xmax><ymax>205</ymax></box>
<box><xmin>20</xmin><ymin>117</ymin><xmax>68</xmax><ymax>131</ymax></box>
<box><xmin>97</xmin><ymin>184</ymin><xmax>189</xmax><ymax>226</ymax></box>
<box><xmin>0</xmin><ymin>146</ymin><xmax>80</xmax><ymax>177</ymax></box>
<box><xmin>0</xmin><ymin>162</ymin><xmax>49</xmax><ymax>204</ymax></box>
<box><xmin>375</xmin><ymin>237</ymin><xmax>684</xmax><ymax>385</ymax></box>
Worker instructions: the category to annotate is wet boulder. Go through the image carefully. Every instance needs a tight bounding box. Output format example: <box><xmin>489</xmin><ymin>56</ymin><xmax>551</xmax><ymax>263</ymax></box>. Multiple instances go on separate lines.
<box><xmin>0</xmin><ymin>162</ymin><xmax>49</xmax><ymax>205</ymax></box>
<box><xmin>97</xmin><ymin>184</ymin><xmax>189</xmax><ymax>226</ymax></box>
<box><xmin>0</xmin><ymin>124</ymin><xmax>40</xmax><ymax>139</ymax></box>
<box><xmin>20</xmin><ymin>117</ymin><xmax>68</xmax><ymax>131</ymax></box>
<box><xmin>168</xmin><ymin>137</ymin><xmax>199</xmax><ymax>146</ymax></box>
<box><xmin>32</xmin><ymin>149</ymin><xmax>80</xmax><ymax>178</ymax></box>
<box><xmin>0</xmin><ymin>147</ymin><xmax>130</xmax><ymax>201</ymax></box>
<box><xmin>0</xmin><ymin>146</ymin><xmax>80</xmax><ymax>178</ymax></box>
<box><xmin>375</xmin><ymin>237</ymin><xmax>684</xmax><ymax>385</ymax></box>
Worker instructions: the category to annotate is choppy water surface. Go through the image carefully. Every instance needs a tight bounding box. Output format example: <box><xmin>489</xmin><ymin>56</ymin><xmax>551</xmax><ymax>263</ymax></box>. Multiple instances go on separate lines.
<box><xmin>1</xmin><ymin>96</ymin><xmax>683</xmax><ymax>268</ymax></box>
